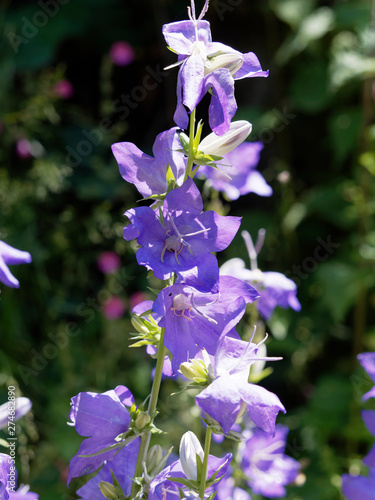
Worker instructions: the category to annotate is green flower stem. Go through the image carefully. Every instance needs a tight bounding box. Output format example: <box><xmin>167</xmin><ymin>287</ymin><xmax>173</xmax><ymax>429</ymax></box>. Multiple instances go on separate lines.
<box><xmin>199</xmin><ymin>426</ymin><xmax>212</xmax><ymax>500</ymax></box>
<box><xmin>130</xmin><ymin>328</ymin><xmax>166</xmax><ymax>499</ymax></box>
<box><xmin>184</xmin><ymin>108</ymin><xmax>197</xmax><ymax>181</ymax></box>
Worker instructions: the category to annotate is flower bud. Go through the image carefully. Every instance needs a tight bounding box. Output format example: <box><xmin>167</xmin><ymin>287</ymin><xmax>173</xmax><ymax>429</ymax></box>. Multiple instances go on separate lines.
<box><xmin>199</xmin><ymin>120</ymin><xmax>252</xmax><ymax>157</ymax></box>
<box><xmin>180</xmin><ymin>359</ymin><xmax>208</xmax><ymax>384</ymax></box>
<box><xmin>179</xmin><ymin>431</ymin><xmax>204</xmax><ymax>481</ymax></box>
<box><xmin>134</xmin><ymin>411</ymin><xmax>151</xmax><ymax>430</ymax></box>
<box><xmin>146</xmin><ymin>444</ymin><xmax>163</xmax><ymax>475</ymax></box>
<box><xmin>99</xmin><ymin>481</ymin><xmax>124</xmax><ymax>500</ymax></box>
<box><xmin>131</xmin><ymin>315</ymin><xmax>151</xmax><ymax>335</ymax></box>
<box><xmin>205</xmin><ymin>53</ymin><xmax>244</xmax><ymax>76</ymax></box>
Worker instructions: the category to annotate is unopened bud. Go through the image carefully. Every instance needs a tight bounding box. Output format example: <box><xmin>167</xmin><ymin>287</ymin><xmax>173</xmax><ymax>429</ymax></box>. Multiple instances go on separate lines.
<box><xmin>99</xmin><ymin>481</ymin><xmax>124</xmax><ymax>500</ymax></box>
<box><xmin>135</xmin><ymin>411</ymin><xmax>151</xmax><ymax>430</ymax></box>
<box><xmin>199</xmin><ymin>120</ymin><xmax>252</xmax><ymax>157</ymax></box>
<box><xmin>146</xmin><ymin>444</ymin><xmax>163</xmax><ymax>475</ymax></box>
<box><xmin>179</xmin><ymin>359</ymin><xmax>208</xmax><ymax>384</ymax></box>
<box><xmin>131</xmin><ymin>315</ymin><xmax>150</xmax><ymax>335</ymax></box>
<box><xmin>205</xmin><ymin>53</ymin><xmax>243</xmax><ymax>76</ymax></box>
<box><xmin>180</xmin><ymin>431</ymin><xmax>204</xmax><ymax>481</ymax></box>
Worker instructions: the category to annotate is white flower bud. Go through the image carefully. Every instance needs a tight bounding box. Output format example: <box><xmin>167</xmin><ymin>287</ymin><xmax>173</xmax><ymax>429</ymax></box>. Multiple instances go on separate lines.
<box><xmin>205</xmin><ymin>53</ymin><xmax>244</xmax><ymax>76</ymax></box>
<box><xmin>199</xmin><ymin>120</ymin><xmax>252</xmax><ymax>157</ymax></box>
<box><xmin>179</xmin><ymin>431</ymin><xmax>204</xmax><ymax>481</ymax></box>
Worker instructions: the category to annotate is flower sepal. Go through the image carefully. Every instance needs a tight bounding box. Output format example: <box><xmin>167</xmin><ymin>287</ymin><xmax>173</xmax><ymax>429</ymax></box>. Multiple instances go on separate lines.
<box><xmin>130</xmin><ymin>311</ymin><xmax>162</xmax><ymax>349</ymax></box>
<box><xmin>202</xmin><ymin>414</ymin><xmax>243</xmax><ymax>443</ymax></box>
<box><xmin>99</xmin><ymin>471</ymin><xmax>127</xmax><ymax>500</ymax></box>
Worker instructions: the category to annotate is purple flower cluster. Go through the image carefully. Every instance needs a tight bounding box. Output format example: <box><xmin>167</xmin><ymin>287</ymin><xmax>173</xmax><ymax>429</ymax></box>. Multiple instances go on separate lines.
<box><xmin>66</xmin><ymin>2</ymin><xmax>302</xmax><ymax>499</ymax></box>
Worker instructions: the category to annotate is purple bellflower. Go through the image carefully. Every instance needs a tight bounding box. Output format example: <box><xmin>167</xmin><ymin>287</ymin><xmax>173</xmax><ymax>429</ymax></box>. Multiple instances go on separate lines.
<box><xmin>195</xmin><ymin>335</ymin><xmax>285</xmax><ymax>435</ymax></box>
<box><xmin>198</xmin><ymin>141</ymin><xmax>273</xmax><ymax>200</ymax></box>
<box><xmin>112</xmin><ymin>127</ymin><xmax>186</xmax><ymax>198</ymax></box>
<box><xmin>0</xmin><ymin>454</ymin><xmax>38</xmax><ymax>499</ymax></box>
<box><xmin>216</xmin><ymin>473</ymin><xmax>251</xmax><ymax>500</ymax></box>
<box><xmin>76</xmin><ymin>440</ymin><xmax>140</xmax><ymax>499</ymax></box>
<box><xmin>0</xmin><ymin>241</ymin><xmax>32</xmax><ymax>288</ymax></box>
<box><xmin>241</xmin><ymin>425</ymin><xmax>300</xmax><ymax>498</ymax></box>
<box><xmin>123</xmin><ymin>178</ymin><xmax>241</xmax><ymax>292</ymax></box>
<box><xmin>149</xmin><ymin>431</ymin><xmax>232</xmax><ymax>500</ymax></box>
<box><xmin>358</xmin><ymin>352</ymin><xmax>375</xmax><ymax>401</ymax></box>
<box><xmin>153</xmin><ymin>275</ymin><xmax>259</xmax><ymax>371</ymax></box>
<box><xmin>162</xmin><ymin>1</ymin><xmax>268</xmax><ymax>135</ymax></box>
<box><xmin>0</xmin><ymin>398</ymin><xmax>32</xmax><ymax>430</ymax></box>
<box><xmin>342</xmin><ymin>468</ymin><xmax>375</xmax><ymax>500</ymax></box>
<box><xmin>220</xmin><ymin>230</ymin><xmax>300</xmax><ymax>319</ymax></box>
<box><xmin>67</xmin><ymin>385</ymin><xmax>139</xmax><ymax>485</ymax></box>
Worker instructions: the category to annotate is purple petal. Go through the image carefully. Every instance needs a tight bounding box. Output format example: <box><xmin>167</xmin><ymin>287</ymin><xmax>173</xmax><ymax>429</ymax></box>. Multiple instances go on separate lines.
<box><xmin>234</xmin><ymin>52</ymin><xmax>269</xmax><ymax>80</ymax></box>
<box><xmin>0</xmin><ymin>241</ymin><xmax>32</xmax><ymax>265</ymax></box>
<box><xmin>162</xmin><ymin>20</ymin><xmax>211</xmax><ymax>54</ymax></box>
<box><xmin>342</xmin><ymin>471</ymin><xmax>375</xmax><ymax>500</ymax></box>
<box><xmin>358</xmin><ymin>353</ymin><xmax>375</xmax><ymax>384</ymax></box>
<box><xmin>203</xmin><ymin>69</ymin><xmax>237</xmax><ymax>136</ymax></box>
<box><xmin>164</xmin><ymin>178</ymin><xmax>203</xmax><ymax>216</ymax></box>
<box><xmin>362</xmin><ymin>410</ymin><xmax>375</xmax><ymax>438</ymax></box>
<box><xmin>180</xmin><ymin>55</ymin><xmax>205</xmax><ymax>112</ymax></box>
<box><xmin>363</xmin><ymin>442</ymin><xmax>375</xmax><ymax>468</ymax></box>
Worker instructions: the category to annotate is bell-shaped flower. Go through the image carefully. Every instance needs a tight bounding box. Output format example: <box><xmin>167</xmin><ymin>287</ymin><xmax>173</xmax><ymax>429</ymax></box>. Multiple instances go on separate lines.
<box><xmin>342</xmin><ymin>468</ymin><xmax>375</xmax><ymax>500</ymax></box>
<box><xmin>0</xmin><ymin>398</ymin><xmax>32</xmax><ymax>430</ymax></box>
<box><xmin>220</xmin><ymin>259</ymin><xmax>300</xmax><ymax>320</ymax></box>
<box><xmin>358</xmin><ymin>352</ymin><xmax>375</xmax><ymax>401</ymax></box>
<box><xmin>75</xmin><ymin>440</ymin><xmax>140</xmax><ymax>500</ymax></box>
<box><xmin>163</xmin><ymin>7</ymin><xmax>268</xmax><ymax>135</ymax></box>
<box><xmin>111</xmin><ymin>127</ymin><xmax>186</xmax><ymax>198</ymax></box>
<box><xmin>195</xmin><ymin>335</ymin><xmax>285</xmax><ymax>435</ymax></box>
<box><xmin>123</xmin><ymin>178</ymin><xmax>241</xmax><ymax>293</ymax></box>
<box><xmin>0</xmin><ymin>241</ymin><xmax>32</xmax><ymax>288</ymax></box>
<box><xmin>149</xmin><ymin>431</ymin><xmax>232</xmax><ymax>500</ymax></box>
<box><xmin>153</xmin><ymin>275</ymin><xmax>259</xmax><ymax>371</ymax></box>
<box><xmin>67</xmin><ymin>385</ymin><xmax>138</xmax><ymax>484</ymax></box>
<box><xmin>198</xmin><ymin>141</ymin><xmax>272</xmax><ymax>201</ymax></box>
<box><xmin>0</xmin><ymin>454</ymin><xmax>38</xmax><ymax>499</ymax></box>
<box><xmin>240</xmin><ymin>425</ymin><xmax>300</xmax><ymax>497</ymax></box>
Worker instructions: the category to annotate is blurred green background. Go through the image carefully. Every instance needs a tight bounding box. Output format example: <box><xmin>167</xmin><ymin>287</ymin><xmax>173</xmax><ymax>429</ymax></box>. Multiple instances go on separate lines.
<box><xmin>1</xmin><ymin>0</ymin><xmax>375</xmax><ymax>498</ymax></box>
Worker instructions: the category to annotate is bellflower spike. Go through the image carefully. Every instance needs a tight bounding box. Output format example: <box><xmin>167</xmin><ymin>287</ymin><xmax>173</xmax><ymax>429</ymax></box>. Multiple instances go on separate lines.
<box><xmin>358</xmin><ymin>352</ymin><xmax>375</xmax><ymax>401</ymax></box>
<box><xmin>149</xmin><ymin>431</ymin><xmax>232</xmax><ymax>500</ymax></box>
<box><xmin>195</xmin><ymin>335</ymin><xmax>285</xmax><ymax>435</ymax></box>
<box><xmin>153</xmin><ymin>275</ymin><xmax>259</xmax><ymax>371</ymax></box>
<box><xmin>123</xmin><ymin>178</ymin><xmax>241</xmax><ymax>292</ymax></box>
<box><xmin>198</xmin><ymin>141</ymin><xmax>272</xmax><ymax>200</ymax></box>
<box><xmin>220</xmin><ymin>259</ymin><xmax>300</xmax><ymax>320</ymax></box>
<box><xmin>67</xmin><ymin>385</ymin><xmax>137</xmax><ymax>484</ymax></box>
<box><xmin>163</xmin><ymin>4</ymin><xmax>268</xmax><ymax>134</ymax></box>
<box><xmin>112</xmin><ymin>127</ymin><xmax>186</xmax><ymax>198</ymax></box>
<box><xmin>0</xmin><ymin>241</ymin><xmax>32</xmax><ymax>288</ymax></box>
<box><xmin>241</xmin><ymin>425</ymin><xmax>300</xmax><ymax>497</ymax></box>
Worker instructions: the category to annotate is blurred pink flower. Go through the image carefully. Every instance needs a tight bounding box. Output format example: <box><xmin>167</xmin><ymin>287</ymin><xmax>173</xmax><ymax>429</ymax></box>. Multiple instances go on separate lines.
<box><xmin>129</xmin><ymin>291</ymin><xmax>148</xmax><ymax>310</ymax></box>
<box><xmin>97</xmin><ymin>251</ymin><xmax>121</xmax><ymax>274</ymax></box>
<box><xmin>102</xmin><ymin>295</ymin><xmax>126</xmax><ymax>320</ymax></box>
<box><xmin>54</xmin><ymin>79</ymin><xmax>74</xmax><ymax>99</ymax></box>
<box><xmin>110</xmin><ymin>41</ymin><xmax>135</xmax><ymax>66</ymax></box>
<box><xmin>16</xmin><ymin>139</ymin><xmax>32</xmax><ymax>159</ymax></box>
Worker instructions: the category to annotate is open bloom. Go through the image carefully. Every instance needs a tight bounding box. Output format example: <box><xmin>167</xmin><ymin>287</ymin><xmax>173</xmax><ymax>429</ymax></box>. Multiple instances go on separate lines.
<box><xmin>163</xmin><ymin>10</ymin><xmax>268</xmax><ymax>135</ymax></box>
<box><xmin>195</xmin><ymin>336</ymin><xmax>285</xmax><ymax>435</ymax></box>
<box><xmin>123</xmin><ymin>178</ymin><xmax>241</xmax><ymax>292</ymax></box>
<box><xmin>198</xmin><ymin>141</ymin><xmax>272</xmax><ymax>200</ymax></box>
<box><xmin>67</xmin><ymin>385</ymin><xmax>139</xmax><ymax>484</ymax></box>
<box><xmin>112</xmin><ymin>127</ymin><xmax>186</xmax><ymax>198</ymax></box>
<box><xmin>241</xmin><ymin>425</ymin><xmax>300</xmax><ymax>497</ymax></box>
<box><xmin>0</xmin><ymin>241</ymin><xmax>32</xmax><ymax>288</ymax></box>
<box><xmin>220</xmin><ymin>259</ymin><xmax>300</xmax><ymax>320</ymax></box>
<box><xmin>358</xmin><ymin>352</ymin><xmax>375</xmax><ymax>401</ymax></box>
<box><xmin>149</xmin><ymin>431</ymin><xmax>232</xmax><ymax>500</ymax></box>
<box><xmin>153</xmin><ymin>275</ymin><xmax>259</xmax><ymax>371</ymax></box>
